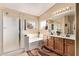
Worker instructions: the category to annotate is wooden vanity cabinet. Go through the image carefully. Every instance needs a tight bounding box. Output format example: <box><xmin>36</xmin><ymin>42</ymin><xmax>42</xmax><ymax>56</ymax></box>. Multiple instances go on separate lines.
<box><xmin>64</xmin><ymin>39</ymin><xmax>75</xmax><ymax>56</ymax></box>
<box><xmin>47</xmin><ymin>36</ymin><xmax>54</xmax><ymax>49</ymax></box>
<box><xmin>54</xmin><ymin>37</ymin><xmax>64</xmax><ymax>55</ymax></box>
<box><xmin>43</xmin><ymin>36</ymin><xmax>75</xmax><ymax>56</ymax></box>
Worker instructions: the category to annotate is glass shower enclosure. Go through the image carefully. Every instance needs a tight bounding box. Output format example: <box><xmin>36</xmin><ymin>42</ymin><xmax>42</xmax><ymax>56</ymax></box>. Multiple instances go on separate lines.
<box><xmin>0</xmin><ymin>10</ymin><xmax>21</xmax><ymax>55</ymax></box>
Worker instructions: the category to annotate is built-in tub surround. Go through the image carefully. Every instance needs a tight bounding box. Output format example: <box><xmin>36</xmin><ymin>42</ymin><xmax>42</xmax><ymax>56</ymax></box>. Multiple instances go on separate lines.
<box><xmin>23</xmin><ymin>33</ymin><xmax>43</xmax><ymax>50</ymax></box>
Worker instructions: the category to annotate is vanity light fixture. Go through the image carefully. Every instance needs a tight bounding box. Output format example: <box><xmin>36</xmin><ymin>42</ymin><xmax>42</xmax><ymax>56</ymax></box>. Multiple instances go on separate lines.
<box><xmin>52</xmin><ymin>7</ymin><xmax>71</xmax><ymax>16</ymax></box>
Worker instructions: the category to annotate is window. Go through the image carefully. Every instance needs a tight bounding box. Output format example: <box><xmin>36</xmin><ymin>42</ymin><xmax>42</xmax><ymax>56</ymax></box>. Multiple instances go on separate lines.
<box><xmin>40</xmin><ymin>20</ymin><xmax>46</xmax><ymax>30</ymax></box>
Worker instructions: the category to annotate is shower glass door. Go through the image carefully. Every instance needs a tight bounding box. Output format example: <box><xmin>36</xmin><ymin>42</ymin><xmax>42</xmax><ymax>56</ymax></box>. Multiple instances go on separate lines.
<box><xmin>3</xmin><ymin>14</ymin><xmax>19</xmax><ymax>53</ymax></box>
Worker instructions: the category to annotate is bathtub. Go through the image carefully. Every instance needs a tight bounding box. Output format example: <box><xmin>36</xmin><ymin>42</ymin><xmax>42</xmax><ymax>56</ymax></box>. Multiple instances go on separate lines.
<box><xmin>24</xmin><ymin>34</ymin><xmax>43</xmax><ymax>50</ymax></box>
<box><xmin>29</xmin><ymin>37</ymin><xmax>43</xmax><ymax>50</ymax></box>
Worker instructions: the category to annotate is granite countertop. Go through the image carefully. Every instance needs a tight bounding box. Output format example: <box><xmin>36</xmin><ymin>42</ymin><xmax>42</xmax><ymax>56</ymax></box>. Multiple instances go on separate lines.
<box><xmin>49</xmin><ymin>34</ymin><xmax>75</xmax><ymax>40</ymax></box>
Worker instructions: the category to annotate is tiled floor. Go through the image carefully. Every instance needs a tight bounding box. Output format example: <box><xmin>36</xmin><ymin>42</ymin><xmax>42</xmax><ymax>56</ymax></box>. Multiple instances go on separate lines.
<box><xmin>2</xmin><ymin>47</ymin><xmax>59</xmax><ymax>56</ymax></box>
<box><xmin>27</xmin><ymin>48</ymin><xmax>59</xmax><ymax>56</ymax></box>
<box><xmin>17</xmin><ymin>48</ymin><xmax>59</xmax><ymax>56</ymax></box>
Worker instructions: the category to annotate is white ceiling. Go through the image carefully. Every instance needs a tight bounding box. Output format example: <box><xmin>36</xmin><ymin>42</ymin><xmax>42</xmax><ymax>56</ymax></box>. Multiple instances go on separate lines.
<box><xmin>0</xmin><ymin>3</ymin><xmax>55</xmax><ymax>16</ymax></box>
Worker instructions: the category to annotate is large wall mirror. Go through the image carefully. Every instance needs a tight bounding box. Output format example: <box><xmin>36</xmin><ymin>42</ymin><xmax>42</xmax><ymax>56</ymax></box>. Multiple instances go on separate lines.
<box><xmin>48</xmin><ymin>7</ymin><xmax>75</xmax><ymax>36</ymax></box>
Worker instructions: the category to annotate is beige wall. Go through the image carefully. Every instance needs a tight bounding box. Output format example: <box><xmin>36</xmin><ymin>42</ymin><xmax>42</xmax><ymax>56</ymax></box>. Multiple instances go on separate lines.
<box><xmin>39</xmin><ymin>3</ymin><xmax>75</xmax><ymax>20</ymax></box>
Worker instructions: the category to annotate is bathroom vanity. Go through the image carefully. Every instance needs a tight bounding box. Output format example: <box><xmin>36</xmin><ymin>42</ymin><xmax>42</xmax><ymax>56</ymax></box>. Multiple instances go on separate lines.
<box><xmin>43</xmin><ymin>35</ymin><xmax>75</xmax><ymax>56</ymax></box>
<box><xmin>43</xmin><ymin>6</ymin><xmax>76</xmax><ymax>56</ymax></box>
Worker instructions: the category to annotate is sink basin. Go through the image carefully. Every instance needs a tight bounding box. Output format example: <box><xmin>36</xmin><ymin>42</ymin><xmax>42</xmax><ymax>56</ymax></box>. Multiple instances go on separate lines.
<box><xmin>66</xmin><ymin>34</ymin><xmax>70</xmax><ymax>37</ymax></box>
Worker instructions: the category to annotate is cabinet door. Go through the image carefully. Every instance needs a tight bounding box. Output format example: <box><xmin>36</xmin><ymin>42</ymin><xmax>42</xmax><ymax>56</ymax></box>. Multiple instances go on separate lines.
<box><xmin>47</xmin><ymin>36</ymin><xmax>54</xmax><ymax>49</ymax></box>
<box><xmin>54</xmin><ymin>37</ymin><xmax>64</xmax><ymax>55</ymax></box>
<box><xmin>65</xmin><ymin>40</ymin><xmax>75</xmax><ymax>56</ymax></box>
<box><xmin>43</xmin><ymin>35</ymin><xmax>48</xmax><ymax>46</ymax></box>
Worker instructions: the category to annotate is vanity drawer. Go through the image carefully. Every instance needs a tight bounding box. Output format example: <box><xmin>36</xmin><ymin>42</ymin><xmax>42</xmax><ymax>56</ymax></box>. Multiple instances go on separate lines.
<box><xmin>65</xmin><ymin>39</ymin><xmax>75</xmax><ymax>44</ymax></box>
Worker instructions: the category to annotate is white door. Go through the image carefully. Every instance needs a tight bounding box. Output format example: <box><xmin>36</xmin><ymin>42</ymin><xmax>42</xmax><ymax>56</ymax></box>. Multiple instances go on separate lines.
<box><xmin>3</xmin><ymin>14</ymin><xmax>19</xmax><ymax>53</ymax></box>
